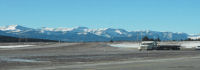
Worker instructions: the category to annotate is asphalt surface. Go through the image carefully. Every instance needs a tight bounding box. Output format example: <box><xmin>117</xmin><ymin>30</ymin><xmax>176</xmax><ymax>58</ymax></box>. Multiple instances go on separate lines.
<box><xmin>22</xmin><ymin>56</ymin><xmax>200</xmax><ymax>70</ymax></box>
<box><xmin>0</xmin><ymin>42</ymin><xmax>200</xmax><ymax>70</ymax></box>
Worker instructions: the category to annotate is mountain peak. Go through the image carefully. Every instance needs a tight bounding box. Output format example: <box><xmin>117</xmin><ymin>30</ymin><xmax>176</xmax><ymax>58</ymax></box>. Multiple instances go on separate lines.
<box><xmin>74</xmin><ymin>27</ymin><xmax>88</xmax><ymax>29</ymax></box>
<box><xmin>0</xmin><ymin>25</ymin><xmax>191</xmax><ymax>41</ymax></box>
<box><xmin>0</xmin><ymin>25</ymin><xmax>32</xmax><ymax>32</ymax></box>
<box><xmin>8</xmin><ymin>24</ymin><xmax>19</xmax><ymax>27</ymax></box>
<box><xmin>5</xmin><ymin>25</ymin><xmax>19</xmax><ymax>30</ymax></box>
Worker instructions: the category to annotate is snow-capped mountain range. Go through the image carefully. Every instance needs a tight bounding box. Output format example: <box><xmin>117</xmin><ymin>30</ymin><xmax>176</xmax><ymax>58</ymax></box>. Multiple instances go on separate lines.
<box><xmin>188</xmin><ymin>34</ymin><xmax>200</xmax><ymax>40</ymax></box>
<box><xmin>0</xmin><ymin>25</ymin><xmax>194</xmax><ymax>42</ymax></box>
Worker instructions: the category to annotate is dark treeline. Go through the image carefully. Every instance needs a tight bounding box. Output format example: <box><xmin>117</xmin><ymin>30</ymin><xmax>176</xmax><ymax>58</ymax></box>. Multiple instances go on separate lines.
<box><xmin>0</xmin><ymin>35</ymin><xmax>58</xmax><ymax>42</ymax></box>
<box><xmin>142</xmin><ymin>36</ymin><xmax>200</xmax><ymax>41</ymax></box>
<box><xmin>184</xmin><ymin>38</ymin><xmax>200</xmax><ymax>41</ymax></box>
<box><xmin>109</xmin><ymin>36</ymin><xmax>161</xmax><ymax>42</ymax></box>
<box><xmin>142</xmin><ymin>36</ymin><xmax>161</xmax><ymax>41</ymax></box>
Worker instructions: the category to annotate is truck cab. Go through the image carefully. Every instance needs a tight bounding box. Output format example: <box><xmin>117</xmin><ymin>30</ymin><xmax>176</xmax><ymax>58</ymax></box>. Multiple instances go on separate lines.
<box><xmin>195</xmin><ymin>46</ymin><xmax>200</xmax><ymax>50</ymax></box>
<box><xmin>139</xmin><ymin>41</ymin><xmax>157</xmax><ymax>50</ymax></box>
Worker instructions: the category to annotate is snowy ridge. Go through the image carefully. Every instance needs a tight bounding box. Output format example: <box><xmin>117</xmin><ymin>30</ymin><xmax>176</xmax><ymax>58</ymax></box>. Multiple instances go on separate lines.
<box><xmin>0</xmin><ymin>25</ymin><xmax>193</xmax><ymax>42</ymax></box>
<box><xmin>0</xmin><ymin>25</ymin><xmax>32</xmax><ymax>32</ymax></box>
<box><xmin>188</xmin><ymin>34</ymin><xmax>200</xmax><ymax>40</ymax></box>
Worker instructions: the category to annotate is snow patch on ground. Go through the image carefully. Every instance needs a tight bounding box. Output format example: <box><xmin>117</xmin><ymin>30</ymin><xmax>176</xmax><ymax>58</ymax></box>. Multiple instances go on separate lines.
<box><xmin>0</xmin><ymin>45</ymin><xmax>34</xmax><ymax>48</ymax></box>
<box><xmin>7</xmin><ymin>59</ymin><xmax>38</xmax><ymax>62</ymax></box>
<box><xmin>109</xmin><ymin>43</ymin><xmax>140</xmax><ymax>48</ymax></box>
<box><xmin>181</xmin><ymin>42</ymin><xmax>200</xmax><ymax>48</ymax></box>
<box><xmin>0</xmin><ymin>57</ymin><xmax>42</xmax><ymax>63</ymax></box>
<box><xmin>110</xmin><ymin>41</ymin><xmax>200</xmax><ymax>49</ymax></box>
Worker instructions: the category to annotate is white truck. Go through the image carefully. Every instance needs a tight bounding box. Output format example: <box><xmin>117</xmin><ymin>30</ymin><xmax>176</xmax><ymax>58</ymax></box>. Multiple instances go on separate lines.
<box><xmin>138</xmin><ymin>41</ymin><xmax>157</xmax><ymax>51</ymax></box>
<box><xmin>195</xmin><ymin>46</ymin><xmax>200</xmax><ymax>50</ymax></box>
<box><xmin>139</xmin><ymin>41</ymin><xmax>181</xmax><ymax>51</ymax></box>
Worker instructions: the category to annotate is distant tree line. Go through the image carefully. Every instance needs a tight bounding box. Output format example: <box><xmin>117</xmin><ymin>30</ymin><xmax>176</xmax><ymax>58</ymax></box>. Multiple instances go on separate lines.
<box><xmin>142</xmin><ymin>36</ymin><xmax>161</xmax><ymax>41</ymax></box>
<box><xmin>184</xmin><ymin>38</ymin><xmax>200</xmax><ymax>41</ymax></box>
<box><xmin>142</xmin><ymin>36</ymin><xmax>200</xmax><ymax>41</ymax></box>
<box><xmin>109</xmin><ymin>36</ymin><xmax>161</xmax><ymax>42</ymax></box>
<box><xmin>0</xmin><ymin>35</ymin><xmax>58</xmax><ymax>42</ymax></box>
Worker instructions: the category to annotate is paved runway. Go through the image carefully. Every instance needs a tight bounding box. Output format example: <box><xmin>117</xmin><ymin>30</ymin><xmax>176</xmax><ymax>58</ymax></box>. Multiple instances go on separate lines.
<box><xmin>19</xmin><ymin>56</ymin><xmax>200</xmax><ymax>70</ymax></box>
<box><xmin>1</xmin><ymin>42</ymin><xmax>200</xmax><ymax>70</ymax></box>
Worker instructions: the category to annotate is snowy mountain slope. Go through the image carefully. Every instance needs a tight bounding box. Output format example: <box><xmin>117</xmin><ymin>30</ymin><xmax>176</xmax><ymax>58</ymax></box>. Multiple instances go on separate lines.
<box><xmin>0</xmin><ymin>25</ymin><xmax>191</xmax><ymax>42</ymax></box>
<box><xmin>188</xmin><ymin>34</ymin><xmax>200</xmax><ymax>40</ymax></box>
<box><xmin>0</xmin><ymin>25</ymin><xmax>32</xmax><ymax>32</ymax></box>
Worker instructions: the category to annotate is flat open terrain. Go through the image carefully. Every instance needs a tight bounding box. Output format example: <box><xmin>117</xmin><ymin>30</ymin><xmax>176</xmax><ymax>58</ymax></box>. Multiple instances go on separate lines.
<box><xmin>1</xmin><ymin>42</ymin><xmax>200</xmax><ymax>70</ymax></box>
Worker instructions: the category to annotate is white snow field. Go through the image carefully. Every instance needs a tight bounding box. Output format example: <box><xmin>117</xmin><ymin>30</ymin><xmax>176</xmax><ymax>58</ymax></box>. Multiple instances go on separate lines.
<box><xmin>109</xmin><ymin>42</ymin><xmax>140</xmax><ymax>48</ymax></box>
<box><xmin>109</xmin><ymin>41</ymin><xmax>200</xmax><ymax>49</ymax></box>
<box><xmin>0</xmin><ymin>45</ymin><xmax>34</xmax><ymax>48</ymax></box>
<box><xmin>180</xmin><ymin>41</ymin><xmax>200</xmax><ymax>48</ymax></box>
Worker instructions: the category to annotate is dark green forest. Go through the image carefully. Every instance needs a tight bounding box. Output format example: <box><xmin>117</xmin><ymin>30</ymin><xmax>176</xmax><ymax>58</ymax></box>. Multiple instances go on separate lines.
<box><xmin>0</xmin><ymin>35</ymin><xmax>58</xmax><ymax>42</ymax></box>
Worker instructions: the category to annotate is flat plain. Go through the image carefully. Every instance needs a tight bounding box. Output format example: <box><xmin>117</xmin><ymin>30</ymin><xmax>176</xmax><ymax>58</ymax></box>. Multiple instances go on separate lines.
<box><xmin>0</xmin><ymin>42</ymin><xmax>200</xmax><ymax>70</ymax></box>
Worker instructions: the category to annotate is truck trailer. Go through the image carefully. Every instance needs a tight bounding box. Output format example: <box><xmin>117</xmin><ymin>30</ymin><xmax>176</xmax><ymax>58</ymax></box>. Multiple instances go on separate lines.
<box><xmin>139</xmin><ymin>41</ymin><xmax>181</xmax><ymax>51</ymax></box>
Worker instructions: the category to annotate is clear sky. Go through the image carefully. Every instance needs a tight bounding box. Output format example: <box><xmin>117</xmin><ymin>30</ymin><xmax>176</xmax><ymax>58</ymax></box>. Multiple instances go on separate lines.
<box><xmin>0</xmin><ymin>0</ymin><xmax>200</xmax><ymax>34</ymax></box>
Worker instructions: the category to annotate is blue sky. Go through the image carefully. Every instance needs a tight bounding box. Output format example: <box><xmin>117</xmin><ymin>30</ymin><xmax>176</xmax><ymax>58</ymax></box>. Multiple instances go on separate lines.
<box><xmin>0</xmin><ymin>0</ymin><xmax>200</xmax><ymax>34</ymax></box>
